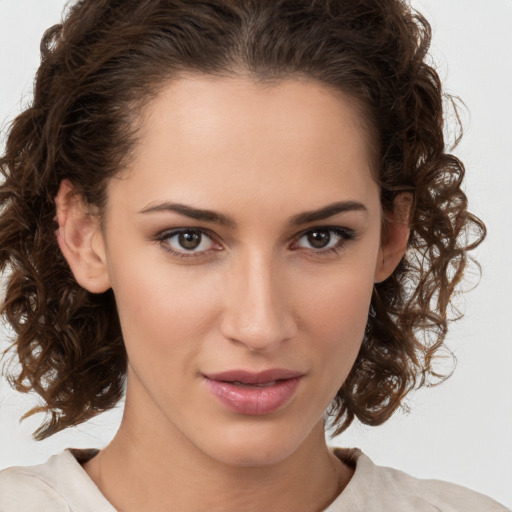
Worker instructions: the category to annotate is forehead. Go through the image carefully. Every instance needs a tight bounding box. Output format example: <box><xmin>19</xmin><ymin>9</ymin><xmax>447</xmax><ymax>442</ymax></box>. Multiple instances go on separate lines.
<box><xmin>108</xmin><ymin>74</ymin><xmax>379</xmax><ymax>217</ymax></box>
<box><xmin>137</xmin><ymin>74</ymin><xmax>374</xmax><ymax>162</ymax></box>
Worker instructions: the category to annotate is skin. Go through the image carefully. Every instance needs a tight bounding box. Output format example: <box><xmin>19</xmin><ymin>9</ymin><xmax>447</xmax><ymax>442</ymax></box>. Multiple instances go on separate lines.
<box><xmin>56</xmin><ymin>75</ymin><xmax>409</xmax><ymax>512</ymax></box>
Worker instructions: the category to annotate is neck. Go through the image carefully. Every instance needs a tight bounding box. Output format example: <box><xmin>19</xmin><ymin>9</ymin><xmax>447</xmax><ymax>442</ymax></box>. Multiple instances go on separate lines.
<box><xmin>83</xmin><ymin>388</ymin><xmax>352</xmax><ymax>512</ymax></box>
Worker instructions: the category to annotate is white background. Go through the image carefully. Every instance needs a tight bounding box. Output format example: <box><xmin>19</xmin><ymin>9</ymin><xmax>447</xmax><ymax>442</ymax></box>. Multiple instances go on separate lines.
<box><xmin>0</xmin><ymin>0</ymin><xmax>511</xmax><ymax>507</ymax></box>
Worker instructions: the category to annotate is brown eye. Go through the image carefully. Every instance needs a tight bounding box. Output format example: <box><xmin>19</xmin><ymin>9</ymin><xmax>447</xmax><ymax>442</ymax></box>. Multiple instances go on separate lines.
<box><xmin>158</xmin><ymin>228</ymin><xmax>219</xmax><ymax>258</ymax></box>
<box><xmin>178</xmin><ymin>231</ymin><xmax>203</xmax><ymax>250</ymax></box>
<box><xmin>293</xmin><ymin>227</ymin><xmax>355</xmax><ymax>253</ymax></box>
<box><xmin>307</xmin><ymin>229</ymin><xmax>331</xmax><ymax>249</ymax></box>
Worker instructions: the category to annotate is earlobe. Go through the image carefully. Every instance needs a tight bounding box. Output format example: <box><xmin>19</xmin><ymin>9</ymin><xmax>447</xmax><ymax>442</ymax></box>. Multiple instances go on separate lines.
<box><xmin>55</xmin><ymin>180</ymin><xmax>111</xmax><ymax>293</ymax></box>
<box><xmin>374</xmin><ymin>193</ymin><xmax>412</xmax><ymax>283</ymax></box>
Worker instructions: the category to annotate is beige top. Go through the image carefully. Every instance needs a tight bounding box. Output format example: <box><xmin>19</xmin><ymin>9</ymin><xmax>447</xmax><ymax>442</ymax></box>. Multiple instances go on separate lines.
<box><xmin>0</xmin><ymin>447</ymin><xmax>509</xmax><ymax>511</ymax></box>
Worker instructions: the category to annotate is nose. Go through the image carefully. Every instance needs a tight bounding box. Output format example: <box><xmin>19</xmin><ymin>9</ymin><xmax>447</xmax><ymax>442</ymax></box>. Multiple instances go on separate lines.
<box><xmin>220</xmin><ymin>251</ymin><xmax>297</xmax><ymax>352</ymax></box>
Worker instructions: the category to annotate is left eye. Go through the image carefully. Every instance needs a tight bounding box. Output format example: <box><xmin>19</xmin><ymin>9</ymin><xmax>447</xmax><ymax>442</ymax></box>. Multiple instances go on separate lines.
<box><xmin>293</xmin><ymin>227</ymin><xmax>354</xmax><ymax>252</ymax></box>
<box><xmin>159</xmin><ymin>229</ymin><xmax>217</xmax><ymax>256</ymax></box>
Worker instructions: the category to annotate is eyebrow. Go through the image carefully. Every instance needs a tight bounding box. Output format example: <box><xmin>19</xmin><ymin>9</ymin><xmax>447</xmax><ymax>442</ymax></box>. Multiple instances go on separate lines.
<box><xmin>138</xmin><ymin>200</ymin><xmax>367</xmax><ymax>227</ymax></box>
<box><xmin>289</xmin><ymin>201</ymin><xmax>367</xmax><ymax>225</ymax></box>
<box><xmin>139</xmin><ymin>202</ymin><xmax>237</xmax><ymax>228</ymax></box>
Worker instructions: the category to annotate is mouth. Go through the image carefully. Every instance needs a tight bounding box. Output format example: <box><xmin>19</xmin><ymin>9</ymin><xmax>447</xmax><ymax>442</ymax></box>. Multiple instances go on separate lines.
<box><xmin>228</xmin><ymin>380</ymin><xmax>280</xmax><ymax>388</ymax></box>
<box><xmin>202</xmin><ymin>369</ymin><xmax>304</xmax><ymax>415</ymax></box>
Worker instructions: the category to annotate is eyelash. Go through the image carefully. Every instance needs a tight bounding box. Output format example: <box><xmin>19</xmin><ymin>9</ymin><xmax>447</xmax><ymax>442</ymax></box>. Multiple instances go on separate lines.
<box><xmin>154</xmin><ymin>226</ymin><xmax>356</xmax><ymax>260</ymax></box>
<box><xmin>154</xmin><ymin>228</ymin><xmax>221</xmax><ymax>259</ymax></box>
<box><xmin>291</xmin><ymin>227</ymin><xmax>356</xmax><ymax>256</ymax></box>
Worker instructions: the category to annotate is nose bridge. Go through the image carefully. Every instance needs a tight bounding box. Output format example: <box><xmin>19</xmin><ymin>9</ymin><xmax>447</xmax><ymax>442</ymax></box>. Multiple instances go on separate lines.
<box><xmin>221</xmin><ymin>248</ymin><xmax>294</xmax><ymax>351</ymax></box>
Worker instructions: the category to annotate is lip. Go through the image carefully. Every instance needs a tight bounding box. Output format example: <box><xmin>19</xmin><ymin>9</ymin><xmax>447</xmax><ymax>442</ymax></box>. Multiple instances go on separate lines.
<box><xmin>203</xmin><ymin>369</ymin><xmax>304</xmax><ymax>415</ymax></box>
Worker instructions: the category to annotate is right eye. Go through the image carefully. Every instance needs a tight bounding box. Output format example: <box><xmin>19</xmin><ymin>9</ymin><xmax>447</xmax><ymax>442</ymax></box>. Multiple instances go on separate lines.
<box><xmin>156</xmin><ymin>228</ymin><xmax>221</xmax><ymax>259</ymax></box>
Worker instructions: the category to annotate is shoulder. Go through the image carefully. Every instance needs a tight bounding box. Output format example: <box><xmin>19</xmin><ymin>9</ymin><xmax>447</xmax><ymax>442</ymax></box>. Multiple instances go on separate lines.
<box><xmin>0</xmin><ymin>449</ymin><xmax>113</xmax><ymax>512</ymax></box>
<box><xmin>0</xmin><ymin>464</ymin><xmax>69</xmax><ymax>512</ymax></box>
<box><xmin>331</xmin><ymin>448</ymin><xmax>510</xmax><ymax>512</ymax></box>
<box><xmin>371</xmin><ymin>462</ymin><xmax>509</xmax><ymax>511</ymax></box>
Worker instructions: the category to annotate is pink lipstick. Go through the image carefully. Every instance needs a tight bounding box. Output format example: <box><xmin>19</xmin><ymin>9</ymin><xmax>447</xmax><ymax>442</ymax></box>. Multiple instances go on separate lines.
<box><xmin>203</xmin><ymin>369</ymin><xmax>303</xmax><ymax>415</ymax></box>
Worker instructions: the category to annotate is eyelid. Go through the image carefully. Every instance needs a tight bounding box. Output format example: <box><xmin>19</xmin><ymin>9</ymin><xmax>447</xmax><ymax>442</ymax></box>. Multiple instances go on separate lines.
<box><xmin>292</xmin><ymin>225</ymin><xmax>355</xmax><ymax>242</ymax></box>
<box><xmin>154</xmin><ymin>227</ymin><xmax>221</xmax><ymax>258</ymax></box>
<box><xmin>290</xmin><ymin>225</ymin><xmax>356</xmax><ymax>253</ymax></box>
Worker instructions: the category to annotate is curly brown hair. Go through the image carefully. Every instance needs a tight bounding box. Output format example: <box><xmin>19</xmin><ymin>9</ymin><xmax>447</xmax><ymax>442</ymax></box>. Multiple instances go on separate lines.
<box><xmin>0</xmin><ymin>0</ymin><xmax>485</xmax><ymax>440</ymax></box>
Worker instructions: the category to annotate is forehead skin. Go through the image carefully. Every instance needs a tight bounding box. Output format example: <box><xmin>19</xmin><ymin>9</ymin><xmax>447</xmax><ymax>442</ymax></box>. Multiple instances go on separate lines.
<box><xmin>105</xmin><ymin>75</ymin><xmax>380</xmax><ymax>230</ymax></box>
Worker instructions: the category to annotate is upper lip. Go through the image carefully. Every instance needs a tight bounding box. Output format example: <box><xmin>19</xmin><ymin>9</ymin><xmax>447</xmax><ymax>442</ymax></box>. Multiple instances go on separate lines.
<box><xmin>203</xmin><ymin>369</ymin><xmax>304</xmax><ymax>384</ymax></box>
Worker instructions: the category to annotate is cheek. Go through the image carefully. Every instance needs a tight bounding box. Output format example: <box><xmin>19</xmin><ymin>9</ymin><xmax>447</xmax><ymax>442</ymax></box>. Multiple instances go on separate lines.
<box><xmin>108</xmin><ymin>250</ymin><xmax>221</xmax><ymax>368</ymax></box>
<box><xmin>298</xmin><ymin>263</ymin><xmax>374</xmax><ymax>334</ymax></box>
<box><xmin>297</xmin><ymin>267</ymin><xmax>374</xmax><ymax>377</ymax></box>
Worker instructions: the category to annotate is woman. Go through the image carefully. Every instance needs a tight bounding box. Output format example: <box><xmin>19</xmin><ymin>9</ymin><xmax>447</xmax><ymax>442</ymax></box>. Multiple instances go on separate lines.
<box><xmin>0</xmin><ymin>0</ymin><xmax>508</xmax><ymax>510</ymax></box>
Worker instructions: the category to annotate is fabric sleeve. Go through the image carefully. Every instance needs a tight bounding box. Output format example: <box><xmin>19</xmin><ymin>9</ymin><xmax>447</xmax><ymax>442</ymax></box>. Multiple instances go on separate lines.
<box><xmin>0</xmin><ymin>467</ymin><xmax>70</xmax><ymax>512</ymax></box>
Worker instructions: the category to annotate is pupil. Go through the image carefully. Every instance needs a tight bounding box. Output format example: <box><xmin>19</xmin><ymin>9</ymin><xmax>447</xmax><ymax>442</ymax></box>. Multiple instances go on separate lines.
<box><xmin>179</xmin><ymin>231</ymin><xmax>201</xmax><ymax>250</ymax></box>
<box><xmin>308</xmin><ymin>230</ymin><xmax>330</xmax><ymax>248</ymax></box>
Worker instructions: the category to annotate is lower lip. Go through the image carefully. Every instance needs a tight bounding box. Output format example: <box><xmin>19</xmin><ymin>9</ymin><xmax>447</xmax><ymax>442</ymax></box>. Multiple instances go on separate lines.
<box><xmin>204</xmin><ymin>377</ymin><xmax>301</xmax><ymax>415</ymax></box>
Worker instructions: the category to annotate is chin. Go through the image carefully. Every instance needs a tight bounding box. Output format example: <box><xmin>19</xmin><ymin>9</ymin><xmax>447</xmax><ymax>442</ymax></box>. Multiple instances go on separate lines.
<box><xmin>209</xmin><ymin>441</ymin><xmax>298</xmax><ymax>468</ymax></box>
<box><xmin>196</xmin><ymin>417</ymin><xmax>321</xmax><ymax>468</ymax></box>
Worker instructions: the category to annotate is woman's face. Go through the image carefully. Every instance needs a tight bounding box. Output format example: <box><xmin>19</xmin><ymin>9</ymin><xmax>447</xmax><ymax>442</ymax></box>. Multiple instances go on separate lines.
<box><xmin>87</xmin><ymin>76</ymin><xmax>394</xmax><ymax>466</ymax></box>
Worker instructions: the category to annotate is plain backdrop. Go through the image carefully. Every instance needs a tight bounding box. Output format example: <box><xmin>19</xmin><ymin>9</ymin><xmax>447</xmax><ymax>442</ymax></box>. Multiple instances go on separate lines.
<box><xmin>0</xmin><ymin>0</ymin><xmax>511</xmax><ymax>507</ymax></box>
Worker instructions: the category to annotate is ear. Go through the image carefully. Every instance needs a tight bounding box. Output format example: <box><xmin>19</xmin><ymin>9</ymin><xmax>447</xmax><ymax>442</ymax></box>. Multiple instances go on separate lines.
<box><xmin>374</xmin><ymin>193</ymin><xmax>412</xmax><ymax>283</ymax></box>
<box><xmin>55</xmin><ymin>179</ymin><xmax>111</xmax><ymax>293</ymax></box>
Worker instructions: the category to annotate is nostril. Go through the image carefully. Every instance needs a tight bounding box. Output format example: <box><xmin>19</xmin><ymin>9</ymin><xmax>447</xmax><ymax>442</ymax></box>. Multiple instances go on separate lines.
<box><xmin>220</xmin><ymin>311</ymin><xmax>295</xmax><ymax>352</ymax></box>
